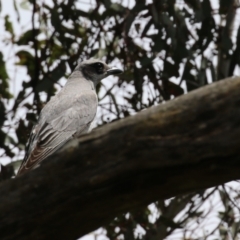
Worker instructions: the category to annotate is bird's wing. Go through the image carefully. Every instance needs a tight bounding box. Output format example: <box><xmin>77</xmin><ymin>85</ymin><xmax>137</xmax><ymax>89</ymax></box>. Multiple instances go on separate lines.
<box><xmin>17</xmin><ymin>90</ymin><xmax>97</xmax><ymax>175</ymax></box>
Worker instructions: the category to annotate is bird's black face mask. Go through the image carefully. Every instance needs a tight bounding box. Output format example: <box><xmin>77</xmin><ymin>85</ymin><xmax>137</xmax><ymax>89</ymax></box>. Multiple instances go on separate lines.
<box><xmin>81</xmin><ymin>60</ymin><xmax>123</xmax><ymax>85</ymax></box>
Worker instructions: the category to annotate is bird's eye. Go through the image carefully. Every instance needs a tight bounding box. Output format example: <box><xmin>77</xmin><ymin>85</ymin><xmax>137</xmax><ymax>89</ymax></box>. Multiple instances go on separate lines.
<box><xmin>95</xmin><ymin>63</ymin><xmax>104</xmax><ymax>74</ymax></box>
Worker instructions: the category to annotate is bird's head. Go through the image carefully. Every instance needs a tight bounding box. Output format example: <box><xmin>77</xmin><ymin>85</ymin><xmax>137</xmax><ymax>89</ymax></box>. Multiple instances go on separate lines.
<box><xmin>76</xmin><ymin>59</ymin><xmax>123</xmax><ymax>86</ymax></box>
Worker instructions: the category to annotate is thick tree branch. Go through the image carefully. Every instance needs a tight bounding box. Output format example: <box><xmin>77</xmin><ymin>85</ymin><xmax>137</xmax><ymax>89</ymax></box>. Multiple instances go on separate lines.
<box><xmin>1</xmin><ymin>77</ymin><xmax>240</xmax><ymax>240</ymax></box>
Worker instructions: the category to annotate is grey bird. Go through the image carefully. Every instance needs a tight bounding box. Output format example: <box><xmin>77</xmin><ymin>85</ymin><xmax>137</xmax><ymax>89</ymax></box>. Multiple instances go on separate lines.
<box><xmin>17</xmin><ymin>59</ymin><xmax>122</xmax><ymax>175</ymax></box>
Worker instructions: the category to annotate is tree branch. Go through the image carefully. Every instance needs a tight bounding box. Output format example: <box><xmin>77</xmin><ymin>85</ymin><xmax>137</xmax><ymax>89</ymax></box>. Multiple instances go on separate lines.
<box><xmin>1</xmin><ymin>77</ymin><xmax>240</xmax><ymax>240</ymax></box>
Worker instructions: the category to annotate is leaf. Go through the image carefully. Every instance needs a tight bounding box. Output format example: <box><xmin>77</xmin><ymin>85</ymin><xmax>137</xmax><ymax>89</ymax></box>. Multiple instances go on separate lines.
<box><xmin>0</xmin><ymin>164</ymin><xmax>14</xmax><ymax>181</ymax></box>
<box><xmin>4</xmin><ymin>15</ymin><xmax>14</xmax><ymax>37</ymax></box>
<box><xmin>222</xmin><ymin>34</ymin><xmax>233</xmax><ymax>55</ymax></box>
<box><xmin>20</xmin><ymin>0</ymin><xmax>31</xmax><ymax>10</ymax></box>
<box><xmin>219</xmin><ymin>0</ymin><xmax>233</xmax><ymax>15</ymax></box>
<box><xmin>2</xmin><ymin>144</ymin><xmax>15</xmax><ymax>158</ymax></box>
<box><xmin>163</xmin><ymin>61</ymin><xmax>179</xmax><ymax>78</ymax></box>
<box><xmin>8</xmin><ymin>160</ymin><xmax>23</xmax><ymax>173</ymax></box>
<box><xmin>110</xmin><ymin>3</ymin><xmax>124</xmax><ymax>13</ymax></box>
<box><xmin>0</xmin><ymin>101</ymin><xmax>6</xmax><ymax>127</ymax></box>
<box><xmin>152</xmin><ymin>36</ymin><xmax>166</xmax><ymax>52</ymax></box>
<box><xmin>161</xmin><ymin>14</ymin><xmax>175</xmax><ymax>40</ymax></box>
<box><xmin>181</xmin><ymin>60</ymin><xmax>199</xmax><ymax>92</ymax></box>
<box><xmin>0</xmin><ymin>52</ymin><xmax>12</xmax><ymax>99</ymax></box>
<box><xmin>12</xmin><ymin>89</ymin><xmax>26</xmax><ymax>112</ymax></box>
<box><xmin>167</xmin><ymin>81</ymin><xmax>184</xmax><ymax>97</ymax></box>
<box><xmin>51</xmin><ymin>8</ymin><xmax>61</xmax><ymax>29</ymax></box>
<box><xmin>36</xmin><ymin>61</ymin><xmax>66</xmax><ymax>92</ymax></box>
<box><xmin>16</xmin><ymin>50</ymin><xmax>34</xmax><ymax>66</ymax></box>
<box><xmin>26</xmin><ymin>112</ymin><xmax>37</xmax><ymax>123</ymax></box>
<box><xmin>103</xmin><ymin>0</ymin><xmax>111</xmax><ymax>7</ymax></box>
<box><xmin>159</xmin><ymin>216</ymin><xmax>183</xmax><ymax>229</ymax></box>
<box><xmin>16</xmin><ymin>50</ymin><xmax>36</xmax><ymax>80</ymax></box>
<box><xmin>132</xmin><ymin>1</ymin><xmax>145</xmax><ymax>13</ymax></box>
<box><xmin>17</xmin><ymin>29</ymin><xmax>39</xmax><ymax>45</ymax></box>
<box><xmin>0</xmin><ymin>52</ymin><xmax>8</xmax><ymax>82</ymax></box>
<box><xmin>201</xmin><ymin>0</ymin><xmax>212</xmax><ymax>18</ymax></box>
<box><xmin>124</xmin><ymin>12</ymin><xmax>135</xmax><ymax>34</ymax></box>
<box><xmin>209</xmin><ymin>61</ymin><xmax>216</xmax><ymax>82</ymax></box>
<box><xmin>197</xmin><ymin>57</ymin><xmax>208</xmax><ymax>86</ymax></box>
<box><xmin>35</xmin><ymin>79</ymin><xmax>54</xmax><ymax>92</ymax></box>
<box><xmin>173</xmin><ymin>42</ymin><xmax>189</xmax><ymax>63</ymax></box>
<box><xmin>141</xmin><ymin>56</ymin><xmax>154</xmax><ymax>67</ymax></box>
<box><xmin>150</xmin><ymin>3</ymin><xmax>159</xmax><ymax>24</ymax></box>
<box><xmin>184</xmin><ymin>0</ymin><xmax>201</xmax><ymax>10</ymax></box>
<box><xmin>69</xmin><ymin>9</ymin><xmax>89</xmax><ymax>19</ymax></box>
<box><xmin>16</xmin><ymin>119</ymin><xmax>28</xmax><ymax>144</ymax></box>
<box><xmin>219</xmin><ymin>189</ymin><xmax>229</xmax><ymax>209</ymax></box>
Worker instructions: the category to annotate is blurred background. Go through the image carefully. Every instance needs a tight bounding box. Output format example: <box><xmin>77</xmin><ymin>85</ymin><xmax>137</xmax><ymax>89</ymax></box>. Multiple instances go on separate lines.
<box><xmin>1</xmin><ymin>0</ymin><xmax>240</xmax><ymax>239</ymax></box>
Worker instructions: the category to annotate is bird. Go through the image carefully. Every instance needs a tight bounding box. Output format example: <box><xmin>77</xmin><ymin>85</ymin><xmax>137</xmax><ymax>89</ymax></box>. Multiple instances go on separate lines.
<box><xmin>17</xmin><ymin>59</ymin><xmax>123</xmax><ymax>175</ymax></box>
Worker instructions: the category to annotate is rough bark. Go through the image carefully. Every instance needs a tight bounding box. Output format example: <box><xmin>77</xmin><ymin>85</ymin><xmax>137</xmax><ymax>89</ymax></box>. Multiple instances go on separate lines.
<box><xmin>1</xmin><ymin>77</ymin><xmax>240</xmax><ymax>240</ymax></box>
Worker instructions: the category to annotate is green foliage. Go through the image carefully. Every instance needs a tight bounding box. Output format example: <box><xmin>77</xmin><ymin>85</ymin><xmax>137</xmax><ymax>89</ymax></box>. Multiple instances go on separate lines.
<box><xmin>4</xmin><ymin>15</ymin><xmax>14</xmax><ymax>37</ymax></box>
<box><xmin>0</xmin><ymin>52</ymin><xmax>12</xmax><ymax>99</ymax></box>
<box><xmin>0</xmin><ymin>0</ymin><xmax>240</xmax><ymax>239</ymax></box>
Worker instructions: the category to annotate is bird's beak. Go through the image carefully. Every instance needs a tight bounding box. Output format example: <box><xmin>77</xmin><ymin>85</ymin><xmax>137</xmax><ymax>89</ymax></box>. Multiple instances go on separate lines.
<box><xmin>106</xmin><ymin>67</ymin><xmax>123</xmax><ymax>75</ymax></box>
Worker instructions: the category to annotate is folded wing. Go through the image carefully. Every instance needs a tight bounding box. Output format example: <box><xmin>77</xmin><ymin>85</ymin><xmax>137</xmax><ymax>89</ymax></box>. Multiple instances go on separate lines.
<box><xmin>17</xmin><ymin>91</ymin><xmax>97</xmax><ymax>175</ymax></box>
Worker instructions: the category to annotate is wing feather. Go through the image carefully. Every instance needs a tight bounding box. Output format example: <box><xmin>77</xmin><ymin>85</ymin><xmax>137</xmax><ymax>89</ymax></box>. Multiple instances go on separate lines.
<box><xmin>17</xmin><ymin>90</ymin><xmax>97</xmax><ymax>175</ymax></box>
